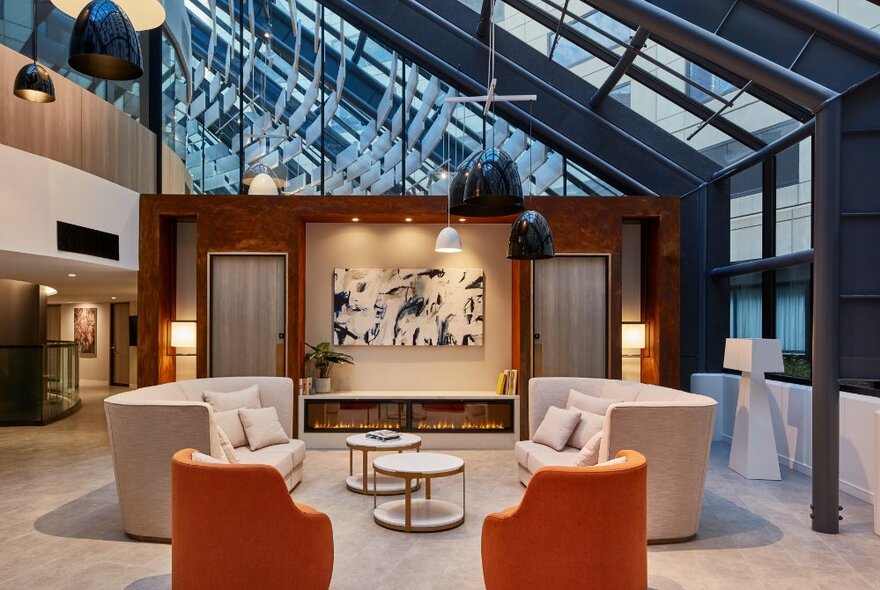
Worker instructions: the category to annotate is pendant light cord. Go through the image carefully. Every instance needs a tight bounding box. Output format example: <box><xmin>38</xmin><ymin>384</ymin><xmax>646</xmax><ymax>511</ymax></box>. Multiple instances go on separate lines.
<box><xmin>32</xmin><ymin>0</ymin><xmax>38</xmax><ymax>64</ymax></box>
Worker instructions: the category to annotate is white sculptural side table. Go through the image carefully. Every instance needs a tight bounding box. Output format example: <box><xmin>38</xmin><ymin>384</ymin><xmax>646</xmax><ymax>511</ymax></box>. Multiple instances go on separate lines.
<box><xmin>724</xmin><ymin>338</ymin><xmax>783</xmax><ymax>480</ymax></box>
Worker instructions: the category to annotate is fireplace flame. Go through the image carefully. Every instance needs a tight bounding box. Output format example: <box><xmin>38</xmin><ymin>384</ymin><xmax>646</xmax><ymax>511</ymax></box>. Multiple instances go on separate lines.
<box><xmin>310</xmin><ymin>422</ymin><xmax>400</xmax><ymax>429</ymax></box>
<box><xmin>415</xmin><ymin>421</ymin><xmax>507</xmax><ymax>430</ymax></box>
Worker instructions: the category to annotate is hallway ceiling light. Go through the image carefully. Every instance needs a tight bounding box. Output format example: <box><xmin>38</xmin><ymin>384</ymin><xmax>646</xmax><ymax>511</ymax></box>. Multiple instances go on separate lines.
<box><xmin>68</xmin><ymin>0</ymin><xmax>143</xmax><ymax>81</ymax></box>
<box><xmin>68</xmin><ymin>273</ymin><xmax>77</xmax><ymax>277</ymax></box>
<box><xmin>405</xmin><ymin>217</ymin><xmax>413</xmax><ymax>222</ymax></box>
<box><xmin>248</xmin><ymin>173</ymin><xmax>280</xmax><ymax>195</ymax></box>
<box><xmin>14</xmin><ymin>0</ymin><xmax>55</xmax><ymax>103</ymax></box>
<box><xmin>507</xmin><ymin>210</ymin><xmax>554</xmax><ymax>260</ymax></box>
<box><xmin>51</xmin><ymin>0</ymin><xmax>165</xmax><ymax>30</ymax></box>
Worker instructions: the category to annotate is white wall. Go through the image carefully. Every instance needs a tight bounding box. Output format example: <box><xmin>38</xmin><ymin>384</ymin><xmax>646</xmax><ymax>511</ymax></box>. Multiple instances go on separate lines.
<box><xmin>691</xmin><ymin>373</ymin><xmax>879</xmax><ymax>505</ymax></box>
<box><xmin>305</xmin><ymin>224</ymin><xmax>512</xmax><ymax>392</ymax></box>
<box><xmin>59</xmin><ymin>302</ymin><xmax>111</xmax><ymax>384</ymax></box>
<box><xmin>0</xmin><ymin>143</ymin><xmax>138</xmax><ymax>270</ymax></box>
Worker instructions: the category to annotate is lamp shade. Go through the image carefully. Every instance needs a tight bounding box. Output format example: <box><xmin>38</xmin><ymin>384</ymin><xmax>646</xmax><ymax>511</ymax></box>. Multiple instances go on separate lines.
<box><xmin>51</xmin><ymin>0</ymin><xmax>165</xmax><ymax>30</ymax></box>
<box><xmin>449</xmin><ymin>149</ymin><xmax>524</xmax><ymax>217</ymax></box>
<box><xmin>13</xmin><ymin>62</ymin><xmax>56</xmax><ymax>103</ymax></box>
<box><xmin>170</xmin><ymin>321</ymin><xmax>197</xmax><ymax>349</ymax></box>
<box><xmin>248</xmin><ymin>172</ymin><xmax>280</xmax><ymax>195</ymax></box>
<box><xmin>243</xmin><ymin>163</ymin><xmax>285</xmax><ymax>188</ymax></box>
<box><xmin>435</xmin><ymin>226</ymin><xmax>463</xmax><ymax>253</ymax></box>
<box><xmin>622</xmin><ymin>323</ymin><xmax>647</xmax><ymax>349</ymax></box>
<box><xmin>507</xmin><ymin>210</ymin><xmax>554</xmax><ymax>260</ymax></box>
<box><xmin>68</xmin><ymin>0</ymin><xmax>143</xmax><ymax>81</ymax></box>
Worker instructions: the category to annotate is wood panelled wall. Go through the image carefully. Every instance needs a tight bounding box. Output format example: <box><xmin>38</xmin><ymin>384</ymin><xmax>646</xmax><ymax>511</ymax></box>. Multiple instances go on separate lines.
<box><xmin>0</xmin><ymin>44</ymin><xmax>190</xmax><ymax>194</ymax></box>
<box><xmin>139</xmin><ymin>195</ymin><xmax>679</xmax><ymax>433</ymax></box>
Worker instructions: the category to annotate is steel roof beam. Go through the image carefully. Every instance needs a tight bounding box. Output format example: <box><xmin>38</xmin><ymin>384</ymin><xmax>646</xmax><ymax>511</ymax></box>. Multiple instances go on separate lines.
<box><xmin>590</xmin><ymin>27</ymin><xmax>649</xmax><ymax>108</ymax></box>
<box><xmin>506</xmin><ymin>0</ymin><xmax>766</xmax><ymax>150</ymax></box>
<box><xmin>587</xmin><ymin>0</ymin><xmax>835</xmax><ymax>111</ymax></box>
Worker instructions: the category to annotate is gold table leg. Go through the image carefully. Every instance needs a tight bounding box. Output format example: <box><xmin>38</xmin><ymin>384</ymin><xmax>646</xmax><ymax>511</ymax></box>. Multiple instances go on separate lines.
<box><xmin>362</xmin><ymin>449</ymin><xmax>369</xmax><ymax>494</ymax></box>
<box><xmin>404</xmin><ymin>476</ymin><xmax>412</xmax><ymax>533</ymax></box>
<box><xmin>425</xmin><ymin>476</ymin><xmax>431</xmax><ymax>500</ymax></box>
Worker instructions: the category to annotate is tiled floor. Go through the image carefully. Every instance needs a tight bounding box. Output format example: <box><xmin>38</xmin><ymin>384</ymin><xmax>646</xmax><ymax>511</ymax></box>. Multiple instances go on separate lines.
<box><xmin>1</xmin><ymin>384</ymin><xmax>878</xmax><ymax>589</ymax></box>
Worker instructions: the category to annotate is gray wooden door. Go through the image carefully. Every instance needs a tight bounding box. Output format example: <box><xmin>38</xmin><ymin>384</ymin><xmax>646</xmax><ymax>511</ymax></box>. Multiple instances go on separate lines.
<box><xmin>110</xmin><ymin>303</ymin><xmax>130</xmax><ymax>386</ymax></box>
<box><xmin>533</xmin><ymin>256</ymin><xmax>608</xmax><ymax>378</ymax></box>
<box><xmin>210</xmin><ymin>255</ymin><xmax>286</xmax><ymax>377</ymax></box>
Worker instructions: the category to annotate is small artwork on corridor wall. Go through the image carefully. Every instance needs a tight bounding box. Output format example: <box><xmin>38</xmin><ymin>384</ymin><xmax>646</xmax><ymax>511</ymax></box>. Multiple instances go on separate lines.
<box><xmin>73</xmin><ymin>306</ymin><xmax>97</xmax><ymax>355</ymax></box>
<box><xmin>333</xmin><ymin>268</ymin><xmax>484</xmax><ymax>346</ymax></box>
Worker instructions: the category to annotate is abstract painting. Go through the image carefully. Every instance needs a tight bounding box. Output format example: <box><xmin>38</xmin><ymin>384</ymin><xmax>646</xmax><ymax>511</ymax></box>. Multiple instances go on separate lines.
<box><xmin>73</xmin><ymin>307</ymin><xmax>97</xmax><ymax>355</ymax></box>
<box><xmin>333</xmin><ymin>268</ymin><xmax>484</xmax><ymax>346</ymax></box>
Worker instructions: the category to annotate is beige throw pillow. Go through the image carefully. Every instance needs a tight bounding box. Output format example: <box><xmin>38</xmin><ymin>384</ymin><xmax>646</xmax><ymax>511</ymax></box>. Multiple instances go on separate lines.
<box><xmin>566</xmin><ymin>389</ymin><xmax>620</xmax><ymax>415</ymax></box>
<box><xmin>202</xmin><ymin>384</ymin><xmax>261</xmax><ymax>413</ymax></box>
<box><xmin>533</xmin><ymin>406</ymin><xmax>582</xmax><ymax>451</ymax></box>
<box><xmin>191</xmin><ymin>451</ymin><xmax>228</xmax><ymax>464</ymax></box>
<box><xmin>215</xmin><ymin>409</ymin><xmax>247</xmax><ymax>448</ymax></box>
<box><xmin>596</xmin><ymin>456</ymin><xmax>627</xmax><ymax>467</ymax></box>
<box><xmin>567</xmin><ymin>410</ymin><xmax>604</xmax><ymax>449</ymax></box>
<box><xmin>576</xmin><ymin>431</ymin><xmax>603</xmax><ymax>467</ymax></box>
<box><xmin>239</xmin><ymin>407</ymin><xmax>289</xmax><ymax>451</ymax></box>
<box><xmin>216</xmin><ymin>426</ymin><xmax>241</xmax><ymax>464</ymax></box>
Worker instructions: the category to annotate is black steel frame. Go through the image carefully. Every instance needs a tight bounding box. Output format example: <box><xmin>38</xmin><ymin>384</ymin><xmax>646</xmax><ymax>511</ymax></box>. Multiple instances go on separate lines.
<box><xmin>303</xmin><ymin>398</ymin><xmax>517</xmax><ymax>433</ymax></box>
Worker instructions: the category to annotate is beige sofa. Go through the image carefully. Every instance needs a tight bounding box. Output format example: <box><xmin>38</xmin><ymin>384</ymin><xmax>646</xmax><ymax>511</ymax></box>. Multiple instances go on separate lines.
<box><xmin>104</xmin><ymin>377</ymin><xmax>303</xmax><ymax>542</ymax></box>
<box><xmin>517</xmin><ymin>377</ymin><xmax>716</xmax><ymax>543</ymax></box>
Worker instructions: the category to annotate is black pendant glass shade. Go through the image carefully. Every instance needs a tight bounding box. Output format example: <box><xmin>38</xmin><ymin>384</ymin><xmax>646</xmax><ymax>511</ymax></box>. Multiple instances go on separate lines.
<box><xmin>507</xmin><ymin>210</ymin><xmax>555</xmax><ymax>260</ymax></box>
<box><xmin>449</xmin><ymin>148</ymin><xmax>524</xmax><ymax>217</ymax></box>
<box><xmin>68</xmin><ymin>0</ymin><xmax>143</xmax><ymax>81</ymax></box>
<box><xmin>13</xmin><ymin>62</ymin><xmax>55</xmax><ymax>103</ymax></box>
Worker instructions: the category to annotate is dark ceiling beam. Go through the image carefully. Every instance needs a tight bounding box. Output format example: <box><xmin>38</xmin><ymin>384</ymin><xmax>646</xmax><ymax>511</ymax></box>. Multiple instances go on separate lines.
<box><xmin>586</xmin><ymin>0</ymin><xmax>835</xmax><ymax>112</ymax></box>
<box><xmin>319</xmin><ymin>0</ymin><xmax>723</xmax><ymax>195</ymax></box>
<box><xmin>746</xmin><ymin>0</ymin><xmax>880</xmax><ymax>62</ymax></box>
<box><xmin>505</xmin><ymin>0</ymin><xmax>766</xmax><ymax>150</ymax></box>
<box><xmin>590</xmin><ymin>27</ymin><xmax>649</xmax><ymax>109</ymax></box>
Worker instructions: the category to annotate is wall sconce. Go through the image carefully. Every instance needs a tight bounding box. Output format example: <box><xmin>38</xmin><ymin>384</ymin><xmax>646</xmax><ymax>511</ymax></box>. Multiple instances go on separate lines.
<box><xmin>622</xmin><ymin>322</ymin><xmax>647</xmax><ymax>357</ymax></box>
<box><xmin>169</xmin><ymin>321</ymin><xmax>197</xmax><ymax>356</ymax></box>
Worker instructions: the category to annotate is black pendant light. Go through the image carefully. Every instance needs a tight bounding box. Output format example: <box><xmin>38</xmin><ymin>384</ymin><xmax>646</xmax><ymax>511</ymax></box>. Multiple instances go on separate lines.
<box><xmin>14</xmin><ymin>0</ymin><xmax>55</xmax><ymax>103</ymax></box>
<box><xmin>507</xmin><ymin>210</ymin><xmax>555</xmax><ymax>260</ymax></box>
<box><xmin>449</xmin><ymin>148</ymin><xmax>524</xmax><ymax>217</ymax></box>
<box><xmin>68</xmin><ymin>0</ymin><xmax>143</xmax><ymax>81</ymax></box>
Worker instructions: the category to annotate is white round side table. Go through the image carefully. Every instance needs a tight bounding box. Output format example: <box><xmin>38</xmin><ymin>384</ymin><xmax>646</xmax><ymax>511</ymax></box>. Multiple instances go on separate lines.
<box><xmin>345</xmin><ymin>433</ymin><xmax>422</xmax><ymax>495</ymax></box>
<box><xmin>372</xmin><ymin>452</ymin><xmax>465</xmax><ymax>533</ymax></box>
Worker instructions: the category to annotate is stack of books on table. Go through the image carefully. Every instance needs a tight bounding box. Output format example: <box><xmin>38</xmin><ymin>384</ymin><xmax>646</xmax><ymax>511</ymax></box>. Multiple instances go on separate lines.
<box><xmin>365</xmin><ymin>429</ymin><xmax>401</xmax><ymax>441</ymax></box>
<box><xmin>495</xmin><ymin>369</ymin><xmax>519</xmax><ymax>396</ymax></box>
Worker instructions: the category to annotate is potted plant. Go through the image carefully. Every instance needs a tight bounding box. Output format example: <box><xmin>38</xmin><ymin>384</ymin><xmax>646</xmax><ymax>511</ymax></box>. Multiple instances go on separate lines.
<box><xmin>304</xmin><ymin>342</ymin><xmax>354</xmax><ymax>393</ymax></box>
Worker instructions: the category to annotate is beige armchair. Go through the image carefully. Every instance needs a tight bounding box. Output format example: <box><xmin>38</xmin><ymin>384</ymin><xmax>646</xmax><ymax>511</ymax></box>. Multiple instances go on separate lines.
<box><xmin>105</xmin><ymin>377</ymin><xmax>300</xmax><ymax>542</ymax></box>
<box><xmin>517</xmin><ymin>377</ymin><xmax>716</xmax><ymax>543</ymax></box>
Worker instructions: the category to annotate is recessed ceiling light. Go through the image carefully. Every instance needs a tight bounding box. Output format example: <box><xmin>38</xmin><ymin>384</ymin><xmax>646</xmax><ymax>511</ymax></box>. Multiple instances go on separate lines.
<box><xmin>352</xmin><ymin>217</ymin><xmax>359</xmax><ymax>222</ymax></box>
<box><xmin>111</xmin><ymin>296</ymin><xmax>117</xmax><ymax>300</ymax></box>
<box><xmin>459</xmin><ymin>218</ymin><xmax>467</xmax><ymax>222</ymax></box>
<box><xmin>405</xmin><ymin>217</ymin><xmax>413</xmax><ymax>222</ymax></box>
<box><xmin>68</xmin><ymin>273</ymin><xmax>76</xmax><ymax>277</ymax></box>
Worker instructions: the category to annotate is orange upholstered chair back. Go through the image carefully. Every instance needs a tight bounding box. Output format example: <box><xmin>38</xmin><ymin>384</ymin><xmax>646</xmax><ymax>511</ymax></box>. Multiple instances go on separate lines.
<box><xmin>482</xmin><ymin>450</ymin><xmax>648</xmax><ymax>590</ymax></box>
<box><xmin>171</xmin><ymin>449</ymin><xmax>333</xmax><ymax>590</ymax></box>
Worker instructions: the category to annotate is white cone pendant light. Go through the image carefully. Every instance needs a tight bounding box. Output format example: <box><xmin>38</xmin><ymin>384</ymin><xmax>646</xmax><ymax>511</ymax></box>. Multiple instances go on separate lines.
<box><xmin>435</xmin><ymin>226</ymin><xmax>463</xmax><ymax>253</ymax></box>
<box><xmin>52</xmin><ymin>0</ymin><xmax>165</xmax><ymax>30</ymax></box>
<box><xmin>248</xmin><ymin>173</ymin><xmax>280</xmax><ymax>195</ymax></box>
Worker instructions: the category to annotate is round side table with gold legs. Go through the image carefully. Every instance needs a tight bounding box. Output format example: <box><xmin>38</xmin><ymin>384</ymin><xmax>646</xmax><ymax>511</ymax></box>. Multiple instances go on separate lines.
<box><xmin>345</xmin><ymin>433</ymin><xmax>422</xmax><ymax>495</ymax></box>
<box><xmin>372</xmin><ymin>452</ymin><xmax>465</xmax><ymax>533</ymax></box>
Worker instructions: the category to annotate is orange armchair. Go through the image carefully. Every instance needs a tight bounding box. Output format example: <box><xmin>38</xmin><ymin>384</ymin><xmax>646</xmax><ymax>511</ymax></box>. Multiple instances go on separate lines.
<box><xmin>171</xmin><ymin>449</ymin><xmax>333</xmax><ymax>590</ymax></box>
<box><xmin>482</xmin><ymin>450</ymin><xmax>647</xmax><ymax>590</ymax></box>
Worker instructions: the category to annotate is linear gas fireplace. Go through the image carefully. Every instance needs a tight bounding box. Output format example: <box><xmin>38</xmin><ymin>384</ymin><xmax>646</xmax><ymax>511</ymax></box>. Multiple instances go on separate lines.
<box><xmin>304</xmin><ymin>398</ymin><xmax>515</xmax><ymax>434</ymax></box>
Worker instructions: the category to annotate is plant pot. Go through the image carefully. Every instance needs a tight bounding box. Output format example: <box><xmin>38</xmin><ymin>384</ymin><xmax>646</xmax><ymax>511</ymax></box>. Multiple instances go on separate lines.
<box><xmin>314</xmin><ymin>377</ymin><xmax>331</xmax><ymax>394</ymax></box>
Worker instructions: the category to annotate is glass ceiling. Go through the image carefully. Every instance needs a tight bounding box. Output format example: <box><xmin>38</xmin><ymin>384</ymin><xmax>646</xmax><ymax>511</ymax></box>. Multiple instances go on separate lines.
<box><xmin>180</xmin><ymin>0</ymin><xmax>619</xmax><ymax>195</ymax></box>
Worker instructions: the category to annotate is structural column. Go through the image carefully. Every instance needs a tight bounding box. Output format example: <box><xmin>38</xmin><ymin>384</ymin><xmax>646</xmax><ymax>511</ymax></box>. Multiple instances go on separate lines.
<box><xmin>811</xmin><ymin>99</ymin><xmax>841</xmax><ymax>534</ymax></box>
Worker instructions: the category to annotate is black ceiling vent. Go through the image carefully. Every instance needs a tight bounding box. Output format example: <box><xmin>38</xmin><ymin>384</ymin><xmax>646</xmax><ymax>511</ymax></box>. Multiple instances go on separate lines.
<box><xmin>57</xmin><ymin>221</ymin><xmax>120</xmax><ymax>261</ymax></box>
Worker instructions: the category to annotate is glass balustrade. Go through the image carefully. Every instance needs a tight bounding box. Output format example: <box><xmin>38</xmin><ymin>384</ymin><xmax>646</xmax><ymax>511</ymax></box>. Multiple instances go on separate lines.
<box><xmin>0</xmin><ymin>341</ymin><xmax>80</xmax><ymax>425</ymax></box>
